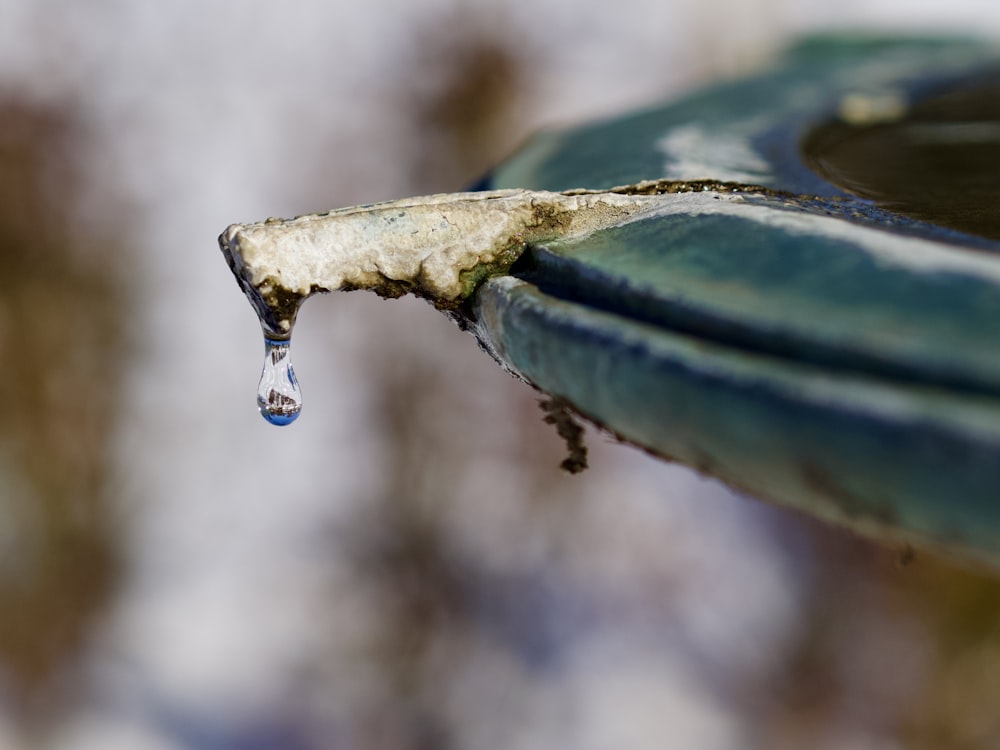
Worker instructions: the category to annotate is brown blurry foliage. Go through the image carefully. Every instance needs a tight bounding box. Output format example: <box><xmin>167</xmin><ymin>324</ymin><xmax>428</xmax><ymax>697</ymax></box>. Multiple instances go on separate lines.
<box><xmin>329</xmin><ymin>19</ymin><xmax>578</xmax><ymax>741</ymax></box>
<box><xmin>403</xmin><ymin>7</ymin><xmax>528</xmax><ymax>192</ymax></box>
<box><xmin>0</xmin><ymin>95</ymin><xmax>124</xmax><ymax>716</ymax></box>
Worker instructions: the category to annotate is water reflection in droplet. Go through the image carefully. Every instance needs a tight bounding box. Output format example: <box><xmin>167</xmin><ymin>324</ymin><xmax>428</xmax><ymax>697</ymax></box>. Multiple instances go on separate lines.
<box><xmin>257</xmin><ymin>337</ymin><xmax>302</xmax><ymax>426</ymax></box>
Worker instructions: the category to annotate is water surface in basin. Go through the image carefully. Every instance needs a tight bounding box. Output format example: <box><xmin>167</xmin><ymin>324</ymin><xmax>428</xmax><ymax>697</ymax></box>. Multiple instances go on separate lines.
<box><xmin>804</xmin><ymin>80</ymin><xmax>1000</xmax><ymax>241</ymax></box>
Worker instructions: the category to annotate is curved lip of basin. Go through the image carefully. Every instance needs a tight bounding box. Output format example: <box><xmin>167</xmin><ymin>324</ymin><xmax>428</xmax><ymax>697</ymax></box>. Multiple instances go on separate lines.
<box><xmin>507</xmin><ymin>190</ymin><xmax>1000</xmax><ymax>400</ymax></box>
<box><xmin>483</xmin><ymin>38</ymin><xmax>1000</xmax><ymax>400</ymax></box>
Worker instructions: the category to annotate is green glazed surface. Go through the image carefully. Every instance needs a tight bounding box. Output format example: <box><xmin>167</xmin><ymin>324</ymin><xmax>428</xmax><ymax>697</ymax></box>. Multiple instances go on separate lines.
<box><xmin>475</xmin><ymin>36</ymin><xmax>1000</xmax><ymax>566</ymax></box>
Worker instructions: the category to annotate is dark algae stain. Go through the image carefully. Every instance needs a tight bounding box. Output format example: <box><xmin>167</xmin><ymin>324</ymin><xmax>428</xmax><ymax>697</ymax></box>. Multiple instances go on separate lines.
<box><xmin>538</xmin><ymin>397</ymin><xmax>588</xmax><ymax>474</ymax></box>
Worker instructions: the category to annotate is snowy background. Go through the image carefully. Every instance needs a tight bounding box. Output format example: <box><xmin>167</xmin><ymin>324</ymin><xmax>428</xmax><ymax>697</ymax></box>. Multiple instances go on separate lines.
<box><xmin>1</xmin><ymin>1</ymin><xmax>1000</xmax><ymax>748</ymax></box>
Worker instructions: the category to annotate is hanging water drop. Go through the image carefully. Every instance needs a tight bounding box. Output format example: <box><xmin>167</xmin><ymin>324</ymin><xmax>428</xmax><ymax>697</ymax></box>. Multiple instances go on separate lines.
<box><xmin>257</xmin><ymin>336</ymin><xmax>302</xmax><ymax>426</ymax></box>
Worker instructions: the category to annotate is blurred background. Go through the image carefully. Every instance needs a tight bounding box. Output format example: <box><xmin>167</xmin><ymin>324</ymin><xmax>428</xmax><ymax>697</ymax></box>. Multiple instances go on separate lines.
<box><xmin>2</xmin><ymin>1</ymin><xmax>1000</xmax><ymax>748</ymax></box>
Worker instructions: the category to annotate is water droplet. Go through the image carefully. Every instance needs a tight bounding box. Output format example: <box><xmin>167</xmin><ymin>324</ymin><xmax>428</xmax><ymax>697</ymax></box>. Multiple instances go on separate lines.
<box><xmin>257</xmin><ymin>336</ymin><xmax>302</xmax><ymax>426</ymax></box>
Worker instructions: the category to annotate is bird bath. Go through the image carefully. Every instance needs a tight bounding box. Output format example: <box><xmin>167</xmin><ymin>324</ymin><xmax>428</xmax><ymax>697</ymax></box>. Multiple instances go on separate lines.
<box><xmin>221</xmin><ymin>36</ymin><xmax>1000</xmax><ymax>570</ymax></box>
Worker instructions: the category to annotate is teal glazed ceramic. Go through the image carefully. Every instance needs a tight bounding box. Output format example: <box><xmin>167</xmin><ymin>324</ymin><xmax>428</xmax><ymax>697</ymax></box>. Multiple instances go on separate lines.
<box><xmin>473</xmin><ymin>36</ymin><xmax>1000</xmax><ymax>567</ymax></box>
